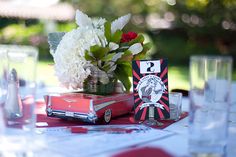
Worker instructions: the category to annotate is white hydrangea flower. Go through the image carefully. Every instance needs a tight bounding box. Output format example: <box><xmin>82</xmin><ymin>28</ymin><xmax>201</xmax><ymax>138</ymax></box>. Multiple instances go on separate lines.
<box><xmin>53</xmin><ymin>27</ymin><xmax>107</xmax><ymax>89</ymax></box>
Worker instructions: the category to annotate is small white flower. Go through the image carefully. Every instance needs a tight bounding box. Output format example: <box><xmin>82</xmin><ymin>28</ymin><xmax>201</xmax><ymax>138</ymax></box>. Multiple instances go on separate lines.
<box><xmin>92</xmin><ymin>18</ymin><xmax>106</xmax><ymax>29</ymax></box>
<box><xmin>128</xmin><ymin>43</ymin><xmax>143</xmax><ymax>55</ymax></box>
<box><xmin>75</xmin><ymin>10</ymin><xmax>92</xmax><ymax>28</ymax></box>
<box><xmin>112</xmin><ymin>52</ymin><xmax>123</xmax><ymax>62</ymax></box>
<box><xmin>109</xmin><ymin>42</ymin><xmax>119</xmax><ymax>51</ymax></box>
<box><xmin>111</xmin><ymin>14</ymin><xmax>131</xmax><ymax>34</ymax></box>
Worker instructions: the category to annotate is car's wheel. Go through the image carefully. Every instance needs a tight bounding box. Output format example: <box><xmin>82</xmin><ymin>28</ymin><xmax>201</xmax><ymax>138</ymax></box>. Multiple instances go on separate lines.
<box><xmin>104</xmin><ymin>109</ymin><xmax>112</xmax><ymax>124</ymax></box>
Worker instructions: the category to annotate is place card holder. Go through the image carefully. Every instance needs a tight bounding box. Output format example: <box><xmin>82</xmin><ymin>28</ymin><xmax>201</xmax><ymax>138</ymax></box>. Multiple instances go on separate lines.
<box><xmin>132</xmin><ymin>59</ymin><xmax>170</xmax><ymax>125</ymax></box>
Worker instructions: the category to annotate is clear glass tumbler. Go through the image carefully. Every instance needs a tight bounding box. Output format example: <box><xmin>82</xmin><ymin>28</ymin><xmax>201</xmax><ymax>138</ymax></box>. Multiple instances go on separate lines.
<box><xmin>0</xmin><ymin>45</ymin><xmax>38</xmax><ymax>156</ymax></box>
<box><xmin>189</xmin><ymin>56</ymin><xmax>232</xmax><ymax>157</ymax></box>
<box><xmin>0</xmin><ymin>49</ymin><xmax>8</xmax><ymax>135</ymax></box>
<box><xmin>169</xmin><ymin>92</ymin><xmax>182</xmax><ymax>121</ymax></box>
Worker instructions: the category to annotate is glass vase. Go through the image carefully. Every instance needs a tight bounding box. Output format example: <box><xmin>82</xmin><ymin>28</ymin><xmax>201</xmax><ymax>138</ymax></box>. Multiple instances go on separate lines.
<box><xmin>83</xmin><ymin>70</ymin><xmax>116</xmax><ymax>95</ymax></box>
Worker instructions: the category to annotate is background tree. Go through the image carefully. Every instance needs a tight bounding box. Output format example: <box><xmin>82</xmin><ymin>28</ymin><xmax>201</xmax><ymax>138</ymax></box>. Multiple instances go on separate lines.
<box><xmin>0</xmin><ymin>0</ymin><xmax>235</xmax><ymax>65</ymax></box>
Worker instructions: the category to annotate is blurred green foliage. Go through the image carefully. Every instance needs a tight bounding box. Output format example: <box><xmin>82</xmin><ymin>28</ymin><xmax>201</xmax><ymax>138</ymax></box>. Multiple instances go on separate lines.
<box><xmin>160</xmin><ymin>0</ymin><xmax>236</xmax><ymax>65</ymax></box>
<box><xmin>0</xmin><ymin>0</ymin><xmax>235</xmax><ymax>66</ymax></box>
<box><xmin>74</xmin><ymin>0</ymin><xmax>236</xmax><ymax>65</ymax></box>
<box><xmin>0</xmin><ymin>18</ymin><xmax>76</xmax><ymax>59</ymax></box>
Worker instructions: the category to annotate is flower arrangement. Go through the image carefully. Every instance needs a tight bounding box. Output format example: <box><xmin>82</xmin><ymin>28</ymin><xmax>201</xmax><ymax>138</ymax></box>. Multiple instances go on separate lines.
<box><xmin>48</xmin><ymin>9</ymin><xmax>151</xmax><ymax>93</ymax></box>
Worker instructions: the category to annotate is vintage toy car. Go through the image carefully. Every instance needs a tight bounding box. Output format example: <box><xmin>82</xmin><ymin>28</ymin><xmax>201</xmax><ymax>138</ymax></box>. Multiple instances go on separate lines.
<box><xmin>44</xmin><ymin>92</ymin><xmax>134</xmax><ymax>123</ymax></box>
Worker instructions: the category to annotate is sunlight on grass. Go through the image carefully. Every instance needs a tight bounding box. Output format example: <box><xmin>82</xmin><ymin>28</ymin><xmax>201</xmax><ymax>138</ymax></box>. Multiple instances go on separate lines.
<box><xmin>37</xmin><ymin>61</ymin><xmax>191</xmax><ymax>91</ymax></box>
<box><xmin>37</xmin><ymin>61</ymin><xmax>59</xmax><ymax>86</ymax></box>
<box><xmin>37</xmin><ymin>61</ymin><xmax>235</xmax><ymax>91</ymax></box>
<box><xmin>168</xmin><ymin>66</ymin><xmax>189</xmax><ymax>91</ymax></box>
<box><xmin>233</xmin><ymin>72</ymin><xmax>236</xmax><ymax>82</ymax></box>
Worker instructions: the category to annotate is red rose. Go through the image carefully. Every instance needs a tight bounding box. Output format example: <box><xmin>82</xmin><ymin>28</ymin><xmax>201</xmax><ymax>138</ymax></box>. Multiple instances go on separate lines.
<box><xmin>121</xmin><ymin>32</ymin><xmax>138</xmax><ymax>43</ymax></box>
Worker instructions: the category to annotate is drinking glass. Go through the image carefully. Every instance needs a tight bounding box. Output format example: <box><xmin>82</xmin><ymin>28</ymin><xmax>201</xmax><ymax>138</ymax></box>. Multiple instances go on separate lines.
<box><xmin>0</xmin><ymin>45</ymin><xmax>38</xmax><ymax>156</ymax></box>
<box><xmin>169</xmin><ymin>92</ymin><xmax>182</xmax><ymax>121</ymax></box>
<box><xmin>189</xmin><ymin>56</ymin><xmax>232</xmax><ymax>157</ymax></box>
<box><xmin>0</xmin><ymin>49</ymin><xmax>8</xmax><ymax>135</ymax></box>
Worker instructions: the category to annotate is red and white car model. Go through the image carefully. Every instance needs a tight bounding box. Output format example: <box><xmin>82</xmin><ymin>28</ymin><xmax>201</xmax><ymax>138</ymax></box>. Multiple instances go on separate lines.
<box><xmin>44</xmin><ymin>93</ymin><xmax>134</xmax><ymax>123</ymax></box>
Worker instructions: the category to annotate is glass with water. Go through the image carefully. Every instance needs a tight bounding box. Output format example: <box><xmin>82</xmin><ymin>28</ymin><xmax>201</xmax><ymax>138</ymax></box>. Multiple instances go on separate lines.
<box><xmin>0</xmin><ymin>45</ymin><xmax>38</xmax><ymax>156</ymax></box>
<box><xmin>189</xmin><ymin>56</ymin><xmax>232</xmax><ymax>157</ymax></box>
<box><xmin>169</xmin><ymin>92</ymin><xmax>182</xmax><ymax>121</ymax></box>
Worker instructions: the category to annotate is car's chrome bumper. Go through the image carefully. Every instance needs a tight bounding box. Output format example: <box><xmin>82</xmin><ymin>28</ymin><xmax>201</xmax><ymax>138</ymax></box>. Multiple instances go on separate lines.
<box><xmin>46</xmin><ymin>108</ymin><xmax>98</xmax><ymax>123</ymax></box>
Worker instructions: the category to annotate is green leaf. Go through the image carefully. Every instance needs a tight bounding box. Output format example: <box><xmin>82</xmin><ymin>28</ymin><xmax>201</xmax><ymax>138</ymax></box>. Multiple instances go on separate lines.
<box><xmin>118</xmin><ymin>62</ymin><xmax>132</xmax><ymax>76</ymax></box>
<box><xmin>48</xmin><ymin>32</ymin><xmax>65</xmax><ymax>52</ymax></box>
<box><xmin>90</xmin><ymin>45</ymin><xmax>100</xmax><ymax>53</ymax></box>
<box><xmin>128</xmin><ymin>34</ymin><xmax>144</xmax><ymax>46</ymax></box>
<box><xmin>84</xmin><ymin>50</ymin><xmax>94</xmax><ymax>61</ymax></box>
<box><xmin>90</xmin><ymin>45</ymin><xmax>109</xmax><ymax>59</ymax></box>
<box><xmin>143</xmin><ymin>42</ymin><xmax>152</xmax><ymax>50</ymax></box>
<box><xmin>111</xmin><ymin>30</ymin><xmax>122</xmax><ymax>43</ymax></box>
<box><xmin>101</xmin><ymin>52</ymin><xmax>116</xmax><ymax>61</ymax></box>
<box><xmin>91</xmin><ymin>61</ymin><xmax>97</xmax><ymax>65</ymax></box>
<box><xmin>133</xmin><ymin>52</ymin><xmax>146</xmax><ymax>60</ymax></box>
<box><xmin>104</xmin><ymin>21</ymin><xmax>111</xmax><ymax>41</ymax></box>
<box><xmin>102</xmin><ymin>62</ymin><xmax>114</xmax><ymax>72</ymax></box>
<box><xmin>116</xmin><ymin>50</ymin><xmax>133</xmax><ymax>63</ymax></box>
<box><xmin>114</xmin><ymin>63</ymin><xmax>132</xmax><ymax>92</ymax></box>
<box><xmin>120</xmin><ymin>42</ymin><xmax>129</xmax><ymax>47</ymax></box>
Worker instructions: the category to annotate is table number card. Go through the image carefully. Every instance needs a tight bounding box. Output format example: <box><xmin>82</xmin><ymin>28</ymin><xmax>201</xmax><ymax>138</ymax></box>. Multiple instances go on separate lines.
<box><xmin>132</xmin><ymin>59</ymin><xmax>170</xmax><ymax>121</ymax></box>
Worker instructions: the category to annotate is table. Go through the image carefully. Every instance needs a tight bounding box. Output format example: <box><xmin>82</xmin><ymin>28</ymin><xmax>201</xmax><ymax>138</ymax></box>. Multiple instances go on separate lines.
<box><xmin>27</xmin><ymin>83</ymin><xmax>236</xmax><ymax>157</ymax></box>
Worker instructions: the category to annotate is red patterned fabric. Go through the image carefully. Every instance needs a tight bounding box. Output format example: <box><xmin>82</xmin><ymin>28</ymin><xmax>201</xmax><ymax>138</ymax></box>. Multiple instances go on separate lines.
<box><xmin>36</xmin><ymin>101</ymin><xmax>188</xmax><ymax>129</ymax></box>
